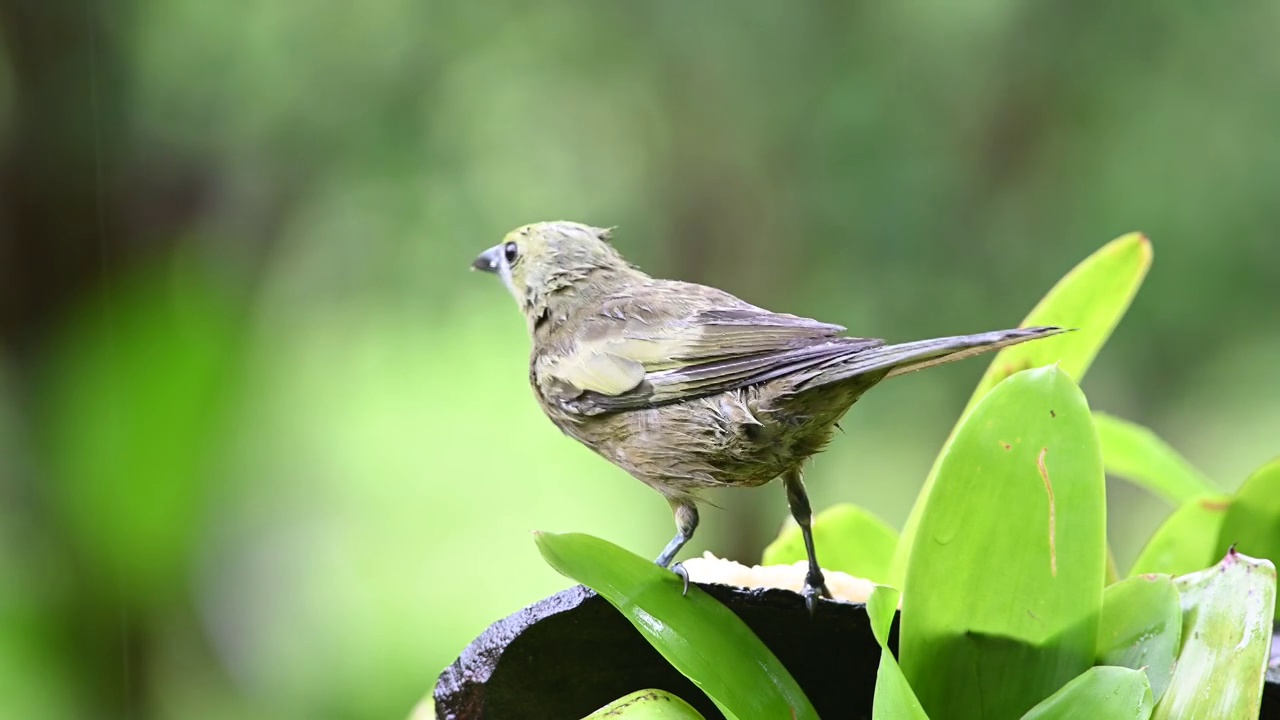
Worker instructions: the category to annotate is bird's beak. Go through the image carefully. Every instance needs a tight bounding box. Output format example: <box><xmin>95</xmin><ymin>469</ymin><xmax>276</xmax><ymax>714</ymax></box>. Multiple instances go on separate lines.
<box><xmin>471</xmin><ymin>245</ymin><xmax>501</xmax><ymax>273</ymax></box>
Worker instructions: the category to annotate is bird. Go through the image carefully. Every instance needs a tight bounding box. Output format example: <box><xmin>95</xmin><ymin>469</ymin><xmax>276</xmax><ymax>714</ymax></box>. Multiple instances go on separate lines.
<box><xmin>471</xmin><ymin>221</ymin><xmax>1064</xmax><ymax>612</ymax></box>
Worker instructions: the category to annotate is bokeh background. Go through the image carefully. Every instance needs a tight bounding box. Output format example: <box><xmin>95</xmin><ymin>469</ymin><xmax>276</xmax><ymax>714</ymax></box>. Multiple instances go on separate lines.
<box><xmin>2</xmin><ymin>1</ymin><xmax>1278</xmax><ymax>717</ymax></box>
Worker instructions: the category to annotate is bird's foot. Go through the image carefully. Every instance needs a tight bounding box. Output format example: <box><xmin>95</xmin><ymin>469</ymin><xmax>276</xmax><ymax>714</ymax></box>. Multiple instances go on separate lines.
<box><xmin>802</xmin><ymin>570</ymin><xmax>832</xmax><ymax>616</ymax></box>
<box><xmin>672</xmin><ymin>562</ymin><xmax>691</xmax><ymax>596</ymax></box>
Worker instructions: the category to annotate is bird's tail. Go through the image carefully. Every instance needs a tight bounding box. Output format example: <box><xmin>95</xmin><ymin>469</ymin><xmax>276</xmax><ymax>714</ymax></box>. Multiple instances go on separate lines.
<box><xmin>797</xmin><ymin>326</ymin><xmax>1067</xmax><ymax>390</ymax></box>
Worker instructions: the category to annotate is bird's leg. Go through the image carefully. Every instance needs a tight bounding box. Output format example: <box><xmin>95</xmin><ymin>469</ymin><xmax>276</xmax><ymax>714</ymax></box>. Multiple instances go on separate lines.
<box><xmin>655</xmin><ymin>497</ymin><xmax>699</xmax><ymax>595</ymax></box>
<box><xmin>783</xmin><ymin>467</ymin><xmax>830</xmax><ymax>615</ymax></box>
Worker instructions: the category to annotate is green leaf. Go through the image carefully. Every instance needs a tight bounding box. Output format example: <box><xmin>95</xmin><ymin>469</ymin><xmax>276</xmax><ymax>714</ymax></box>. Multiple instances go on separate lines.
<box><xmin>1019</xmin><ymin>666</ymin><xmax>1153</xmax><ymax>720</ymax></box>
<box><xmin>868</xmin><ymin>584</ymin><xmax>900</xmax><ymax>647</ymax></box>
<box><xmin>1152</xmin><ymin>550</ymin><xmax>1276</xmax><ymax>720</ymax></box>
<box><xmin>1215</xmin><ymin>457</ymin><xmax>1280</xmax><ymax>619</ymax></box>
<box><xmin>1105</xmin><ymin>545</ymin><xmax>1121</xmax><ymax>585</ymax></box>
<box><xmin>582</xmin><ymin>690</ymin><xmax>707</xmax><ymax>719</ymax></box>
<box><xmin>892</xmin><ymin>233</ymin><xmax>1152</xmax><ymax>585</ymax></box>
<box><xmin>535</xmin><ymin>532</ymin><xmax>818</xmax><ymax>720</ymax></box>
<box><xmin>1094</xmin><ymin>413</ymin><xmax>1215</xmax><ymax>505</ymax></box>
<box><xmin>42</xmin><ymin>263</ymin><xmax>244</xmax><ymax>603</ymax></box>
<box><xmin>900</xmin><ymin>366</ymin><xmax>1107</xmax><ymax>720</ymax></box>
<box><xmin>1097</xmin><ymin>575</ymin><xmax>1181</xmax><ymax>703</ymax></box>
<box><xmin>763</xmin><ymin>503</ymin><xmax>898</xmax><ymax>584</ymax></box>
<box><xmin>869</xmin><ymin>585</ymin><xmax>928</xmax><ymax>720</ymax></box>
<box><xmin>965</xmin><ymin>233</ymin><xmax>1152</xmax><ymax>404</ymax></box>
<box><xmin>1129</xmin><ymin>496</ymin><xmax>1231</xmax><ymax>577</ymax></box>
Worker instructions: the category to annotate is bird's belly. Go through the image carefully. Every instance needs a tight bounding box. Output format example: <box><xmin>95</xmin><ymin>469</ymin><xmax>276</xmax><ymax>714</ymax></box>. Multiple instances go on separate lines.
<box><xmin>569</xmin><ymin>390</ymin><xmax>842</xmax><ymax>495</ymax></box>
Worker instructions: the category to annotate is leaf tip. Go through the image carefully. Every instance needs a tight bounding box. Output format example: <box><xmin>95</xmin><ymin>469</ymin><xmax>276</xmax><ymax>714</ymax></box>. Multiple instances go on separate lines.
<box><xmin>1125</xmin><ymin>231</ymin><xmax>1154</xmax><ymax>265</ymax></box>
<box><xmin>531</xmin><ymin>530</ymin><xmax>560</xmax><ymax>555</ymax></box>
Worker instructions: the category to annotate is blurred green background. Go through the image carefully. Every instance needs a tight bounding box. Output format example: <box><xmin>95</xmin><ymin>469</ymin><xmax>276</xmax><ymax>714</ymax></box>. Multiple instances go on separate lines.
<box><xmin>1</xmin><ymin>1</ymin><xmax>1278</xmax><ymax>717</ymax></box>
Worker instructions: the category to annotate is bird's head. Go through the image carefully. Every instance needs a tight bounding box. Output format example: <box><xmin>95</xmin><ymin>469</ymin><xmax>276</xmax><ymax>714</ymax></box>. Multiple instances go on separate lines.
<box><xmin>472</xmin><ymin>221</ymin><xmax>637</xmax><ymax>320</ymax></box>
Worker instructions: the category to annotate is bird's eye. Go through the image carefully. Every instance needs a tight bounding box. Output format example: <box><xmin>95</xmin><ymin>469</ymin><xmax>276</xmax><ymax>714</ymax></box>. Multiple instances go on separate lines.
<box><xmin>503</xmin><ymin>242</ymin><xmax>519</xmax><ymax>264</ymax></box>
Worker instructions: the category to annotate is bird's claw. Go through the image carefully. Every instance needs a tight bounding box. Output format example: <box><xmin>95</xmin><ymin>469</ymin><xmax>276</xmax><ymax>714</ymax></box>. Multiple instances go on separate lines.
<box><xmin>802</xmin><ymin>574</ymin><xmax>832</xmax><ymax>616</ymax></box>
<box><xmin>672</xmin><ymin>562</ymin><xmax>690</xmax><ymax>596</ymax></box>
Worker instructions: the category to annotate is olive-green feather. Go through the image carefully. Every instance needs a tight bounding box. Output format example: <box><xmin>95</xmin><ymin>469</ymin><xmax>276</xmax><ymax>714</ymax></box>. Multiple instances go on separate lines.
<box><xmin>543</xmin><ymin>349</ymin><xmax>646</xmax><ymax>397</ymax></box>
<box><xmin>541</xmin><ymin>286</ymin><xmax>882</xmax><ymax>408</ymax></box>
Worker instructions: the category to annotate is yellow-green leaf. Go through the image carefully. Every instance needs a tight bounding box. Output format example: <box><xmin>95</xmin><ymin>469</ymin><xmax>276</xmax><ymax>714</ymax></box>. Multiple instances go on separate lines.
<box><xmin>1019</xmin><ymin>666</ymin><xmax>1153</xmax><ymax>720</ymax></box>
<box><xmin>893</xmin><ymin>233</ymin><xmax>1151</xmax><ymax>585</ymax></box>
<box><xmin>1129</xmin><ymin>496</ymin><xmax>1231</xmax><ymax>577</ymax></box>
<box><xmin>900</xmin><ymin>367</ymin><xmax>1106</xmax><ymax>719</ymax></box>
<box><xmin>763</xmin><ymin>503</ymin><xmax>898</xmax><ymax>584</ymax></box>
<box><xmin>1152</xmin><ymin>550</ymin><xmax>1276</xmax><ymax>720</ymax></box>
<box><xmin>1094</xmin><ymin>412</ymin><xmax>1216</xmax><ymax>505</ymax></box>
<box><xmin>1215</xmin><ymin>457</ymin><xmax>1280</xmax><ymax>619</ymax></box>
<box><xmin>583</xmin><ymin>690</ymin><xmax>707</xmax><ymax>719</ymax></box>
<box><xmin>535</xmin><ymin>531</ymin><xmax>818</xmax><ymax>720</ymax></box>
<box><xmin>869</xmin><ymin>586</ymin><xmax>929</xmax><ymax>720</ymax></box>
<box><xmin>1097</xmin><ymin>575</ymin><xmax>1181</xmax><ymax>703</ymax></box>
<box><xmin>44</xmin><ymin>266</ymin><xmax>244</xmax><ymax>602</ymax></box>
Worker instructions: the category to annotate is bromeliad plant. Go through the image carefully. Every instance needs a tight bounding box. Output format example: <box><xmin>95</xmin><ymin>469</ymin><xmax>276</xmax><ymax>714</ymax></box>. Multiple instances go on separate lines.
<box><xmin>531</xmin><ymin>234</ymin><xmax>1279</xmax><ymax>719</ymax></box>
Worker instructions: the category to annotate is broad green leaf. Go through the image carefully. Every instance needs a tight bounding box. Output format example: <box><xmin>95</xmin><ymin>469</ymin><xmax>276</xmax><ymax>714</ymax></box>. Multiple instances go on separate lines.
<box><xmin>869</xmin><ymin>586</ymin><xmax>928</xmax><ymax>720</ymax></box>
<box><xmin>1105</xmin><ymin>545</ymin><xmax>1121</xmax><ymax>585</ymax></box>
<box><xmin>965</xmin><ymin>233</ymin><xmax>1151</xmax><ymax>403</ymax></box>
<box><xmin>893</xmin><ymin>233</ymin><xmax>1151</xmax><ymax>584</ymax></box>
<box><xmin>583</xmin><ymin>690</ymin><xmax>707</xmax><ymax>719</ymax></box>
<box><xmin>1019</xmin><ymin>666</ymin><xmax>1153</xmax><ymax>720</ymax></box>
<box><xmin>1153</xmin><ymin>550</ymin><xmax>1276</xmax><ymax>720</ymax></box>
<box><xmin>763</xmin><ymin>503</ymin><xmax>898</xmax><ymax>584</ymax></box>
<box><xmin>1215</xmin><ymin>457</ymin><xmax>1280</xmax><ymax>619</ymax></box>
<box><xmin>43</xmin><ymin>264</ymin><xmax>244</xmax><ymax>603</ymax></box>
<box><xmin>1129</xmin><ymin>496</ymin><xmax>1230</xmax><ymax>577</ymax></box>
<box><xmin>1097</xmin><ymin>575</ymin><xmax>1181</xmax><ymax>703</ymax></box>
<box><xmin>900</xmin><ymin>367</ymin><xmax>1106</xmax><ymax>720</ymax></box>
<box><xmin>868</xmin><ymin>585</ymin><xmax>900</xmax><ymax>647</ymax></box>
<box><xmin>1094</xmin><ymin>412</ymin><xmax>1215</xmax><ymax>505</ymax></box>
<box><xmin>535</xmin><ymin>532</ymin><xmax>818</xmax><ymax>720</ymax></box>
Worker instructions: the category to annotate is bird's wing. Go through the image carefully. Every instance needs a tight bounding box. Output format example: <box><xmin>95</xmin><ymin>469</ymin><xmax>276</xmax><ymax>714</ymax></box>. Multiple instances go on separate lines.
<box><xmin>537</xmin><ymin>283</ymin><xmax>882</xmax><ymax>414</ymax></box>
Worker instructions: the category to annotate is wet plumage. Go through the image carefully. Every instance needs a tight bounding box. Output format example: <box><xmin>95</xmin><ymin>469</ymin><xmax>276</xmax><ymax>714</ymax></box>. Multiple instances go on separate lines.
<box><xmin>473</xmin><ymin>221</ymin><xmax>1063</xmax><ymax>610</ymax></box>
